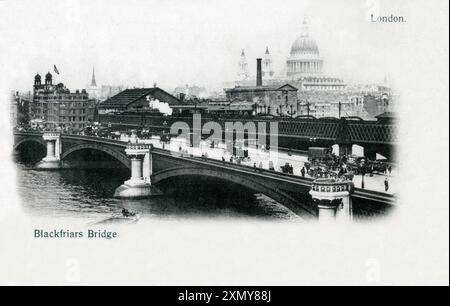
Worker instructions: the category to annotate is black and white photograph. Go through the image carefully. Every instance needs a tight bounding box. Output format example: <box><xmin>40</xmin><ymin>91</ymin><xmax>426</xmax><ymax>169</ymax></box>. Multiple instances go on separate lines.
<box><xmin>0</xmin><ymin>0</ymin><xmax>448</xmax><ymax>288</ymax></box>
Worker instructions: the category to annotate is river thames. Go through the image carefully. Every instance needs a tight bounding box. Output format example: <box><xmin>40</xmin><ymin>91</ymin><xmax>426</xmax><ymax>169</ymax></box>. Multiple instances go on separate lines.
<box><xmin>15</xmin><ymin>161</ymin><xmax>299</xmax><ymax>222</ymax></box>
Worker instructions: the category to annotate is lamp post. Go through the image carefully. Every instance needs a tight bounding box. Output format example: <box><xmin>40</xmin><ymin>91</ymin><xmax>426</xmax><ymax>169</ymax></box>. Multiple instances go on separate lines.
<box><xmin>276</xmin><ymin>105</ymin><xmax>283</xmax><ymax>117</ymax></box>
<box><xmin>163</xmin><ymin>120</ymin><xmax>168</xmax><ymax>135</ymax></box>
<box><xmin>360</xmin><ymin>160</ymin><xmax>366</xmax><ymax>189</ymax></box>
<box><xmin>287</xmin><ymin>104</ymin><xmax>297</xmax><ymax>118</ymax></box>
<box><xmin>338</xmin><ymin>101</ymin><xmax>342</xmax><ymax>119</ymax></box>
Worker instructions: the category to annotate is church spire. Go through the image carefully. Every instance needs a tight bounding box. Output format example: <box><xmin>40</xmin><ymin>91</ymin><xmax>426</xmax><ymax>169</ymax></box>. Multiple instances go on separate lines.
<box><xmin>91</xmin><ymin>67</ymin><xmax>97</xmax><ymax>87</ymax></box>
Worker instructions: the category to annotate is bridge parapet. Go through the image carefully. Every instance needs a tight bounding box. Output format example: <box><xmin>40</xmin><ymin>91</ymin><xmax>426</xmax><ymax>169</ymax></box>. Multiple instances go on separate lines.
<box><xmin>42</xmin><ymin>131</ymin><xmax>61</xmax><ymax>140</ymax></box>
<box><xmin>311</xmin><ymin>179</ymin><xmax>353</xmax><ymax>193</ymax></box>
<box><xmin>125</xmin><ymin>143</ymin><xmax>153</xmax><ymax>156</ymax></box>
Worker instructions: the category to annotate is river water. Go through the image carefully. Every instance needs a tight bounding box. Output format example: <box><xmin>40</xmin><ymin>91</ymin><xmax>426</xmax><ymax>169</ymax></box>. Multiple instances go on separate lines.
<box><xmin>14</xmin><ymin>135</ymin><xmax>391</xmax><ymax>222</ymax></box>
<box><xmin>15</xmin><ymin>162</ymin><xmax>299</xmax><ymax>222</ymax></box>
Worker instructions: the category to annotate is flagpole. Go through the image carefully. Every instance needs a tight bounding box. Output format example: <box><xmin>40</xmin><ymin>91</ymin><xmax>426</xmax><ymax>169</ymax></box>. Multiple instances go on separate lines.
<box><xmin>53</xmin><ymin>65</ymin><xmax>60</xmax><ymax>85</ymax></box>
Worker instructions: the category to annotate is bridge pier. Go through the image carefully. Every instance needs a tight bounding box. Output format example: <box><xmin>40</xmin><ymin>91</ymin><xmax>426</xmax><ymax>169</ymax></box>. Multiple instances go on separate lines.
<box><xmin>310</xmin><ymin>178</ymin><xmax>354</xmax><ymax>222</ymax></box>
<box><xmin>36</xmin><ymin>132</ymin><xmax>62</xmax><ymax>169</ymax></box>
<box><xmin>363</xmin><ymin>145</ymin><xmax>378</xmax><ymax>160</ymax></box>
<box><xmin>338</xmin><ymin>143</ymin><xmax>353</xmax><ymax>156</ymax></box>
<box><xmin>114</xmin><ymin>143</ymin><xmax>162</xmax><ymax>198</ymax></box>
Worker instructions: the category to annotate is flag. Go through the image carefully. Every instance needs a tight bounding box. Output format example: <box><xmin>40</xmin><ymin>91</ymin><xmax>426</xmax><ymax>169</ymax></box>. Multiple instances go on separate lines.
<box><xmin>53</xmin><ymin>65</ymin><xmax>60</xmax><ymax>75</ymax></box>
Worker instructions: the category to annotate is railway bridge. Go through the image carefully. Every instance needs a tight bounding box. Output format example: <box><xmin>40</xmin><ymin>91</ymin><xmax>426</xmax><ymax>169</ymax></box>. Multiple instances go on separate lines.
<box><xmin>98</xmin><ymin>113</ymin><xmax>397</xmax><ymax>160</ymax></box>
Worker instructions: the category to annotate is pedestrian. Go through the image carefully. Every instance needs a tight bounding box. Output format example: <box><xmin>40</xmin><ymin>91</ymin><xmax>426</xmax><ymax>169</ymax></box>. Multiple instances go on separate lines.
<box><xmin>254</xmin><ymin>163</ymin><xmax>257</xmax><ymax>171</ymax></box>
<box><xmin>384</xmin><ymin>178</ymin><xmax>389</xmax><ymax>192</ymax></box>
<box><xmin>301</xmin><ymin>167</ymin><xmax>306</xmax><ymax>177</ymax></box>
<box><xmin>388</xmin><ymin>165</ymin><xmax>392</xmax><ymax>174</ymax></box>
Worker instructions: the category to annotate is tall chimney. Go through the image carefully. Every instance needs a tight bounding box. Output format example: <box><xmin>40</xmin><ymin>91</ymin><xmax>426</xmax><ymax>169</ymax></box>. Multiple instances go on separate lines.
<box><xmin>256</xmin><ymin>58</ymin><xmax>262</xmax><ymax>86</ymax></box>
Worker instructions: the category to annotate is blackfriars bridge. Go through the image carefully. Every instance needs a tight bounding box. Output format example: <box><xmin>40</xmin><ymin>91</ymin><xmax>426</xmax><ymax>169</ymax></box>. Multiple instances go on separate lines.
<box><xmin>13</xmin><ymin>131</ymin><xmax>395</xmax><ymax>220</ymax></box>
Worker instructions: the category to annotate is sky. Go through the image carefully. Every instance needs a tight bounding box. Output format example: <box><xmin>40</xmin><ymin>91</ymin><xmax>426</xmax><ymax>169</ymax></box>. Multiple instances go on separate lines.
<box><xmin>0</xmin><ymin>0</ymin><xmax>429</xmax><ymax>92</ymax></box>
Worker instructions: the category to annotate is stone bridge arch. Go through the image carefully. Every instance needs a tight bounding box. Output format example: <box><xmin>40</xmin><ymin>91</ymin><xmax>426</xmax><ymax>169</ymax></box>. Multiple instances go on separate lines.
<box><xmin>151</xmin><ymin>166</ymin><xmax>316</xmax><ymax>218</ymax></box>
<box><xmin>60</xmin><ymin>143</ymin><xmax>131</xmax><ymax>169</ymax></box>
<box><xmin>13</xmin><ymin>137</ymin><xmax>47</xmax><ymax>151</ymax></box>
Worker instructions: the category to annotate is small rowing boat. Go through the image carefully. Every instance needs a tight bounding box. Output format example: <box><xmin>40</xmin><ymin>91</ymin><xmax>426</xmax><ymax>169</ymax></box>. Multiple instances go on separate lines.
<box><xmin>90</xmin><ymin>213</ymin><xmax>141</xmax><ymax>226</ymax></box>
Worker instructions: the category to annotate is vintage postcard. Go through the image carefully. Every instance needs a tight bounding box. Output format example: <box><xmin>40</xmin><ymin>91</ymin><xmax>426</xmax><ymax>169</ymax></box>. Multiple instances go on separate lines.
<box><xmin>0</xmin><ymin>0</ymin><xmax>448</xmax><ymax>287</ymax></box>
